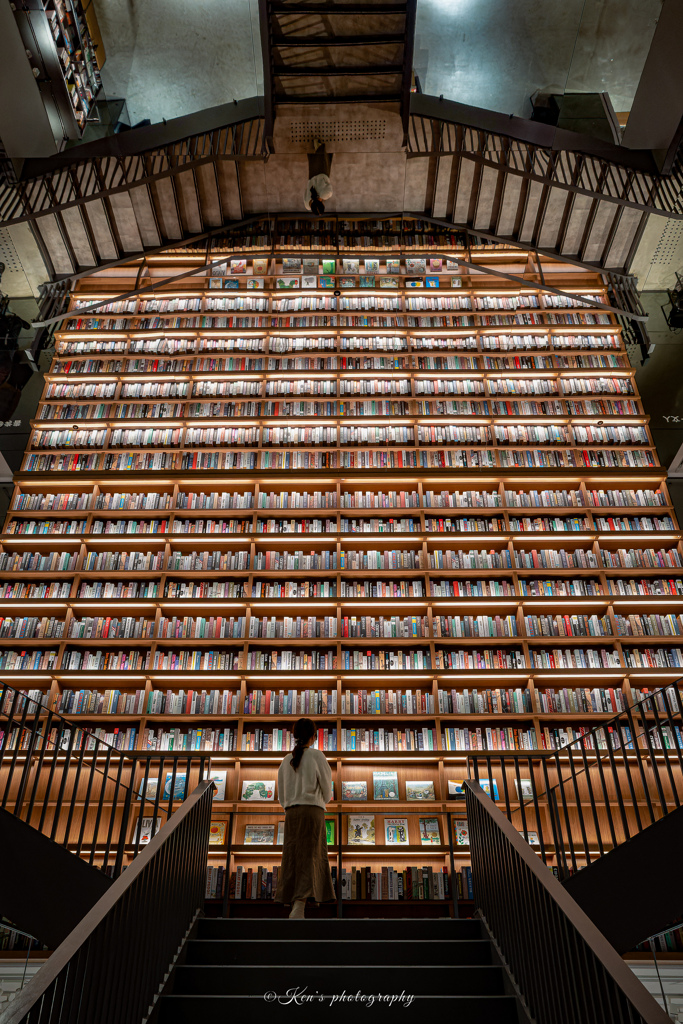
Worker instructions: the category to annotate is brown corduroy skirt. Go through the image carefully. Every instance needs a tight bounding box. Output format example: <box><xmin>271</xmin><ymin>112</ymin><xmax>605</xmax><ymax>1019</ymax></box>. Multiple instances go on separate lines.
<box><xmin>275</xmin><ymin>804</ymin><xmax>336</xmax><ymax>905</ymax></box>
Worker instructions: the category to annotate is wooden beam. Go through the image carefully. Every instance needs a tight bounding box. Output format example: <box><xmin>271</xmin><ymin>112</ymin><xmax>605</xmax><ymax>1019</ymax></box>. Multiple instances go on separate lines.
<box><xmin>272</xmin><ymin>33</ymin><xmax>405</xmax><ymax>45</ymax></box>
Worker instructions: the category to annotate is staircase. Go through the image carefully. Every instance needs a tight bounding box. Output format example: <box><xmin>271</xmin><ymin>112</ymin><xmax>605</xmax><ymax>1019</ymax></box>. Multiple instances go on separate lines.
<box><xmin>467</xmin><ymin>681</ymin><xmax>683</xmax><ymax>954</ymax></box>
<box><xmin>260</xmin><ymin>0</ymin><xmax>417</xmax><ymax>138</ymax></box>
<box><xmin>156</xmin><ymin>917</ymin><xmax>522</xmax><ymax>1022</ymax></box>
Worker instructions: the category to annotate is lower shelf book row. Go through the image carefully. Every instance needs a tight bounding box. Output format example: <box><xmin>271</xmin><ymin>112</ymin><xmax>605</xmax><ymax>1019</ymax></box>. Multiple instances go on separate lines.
<box><xmin>204</xmin><ymin>864</ymin><xmax>465</xmax><ymax>901</ymax></box>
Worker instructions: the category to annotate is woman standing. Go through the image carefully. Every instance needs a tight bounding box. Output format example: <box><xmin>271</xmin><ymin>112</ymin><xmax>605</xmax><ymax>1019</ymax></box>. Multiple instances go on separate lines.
<box><xmin>276</xmin><ymin>718</ymin><xmax>335</xmax><ymax>918</ymax></box>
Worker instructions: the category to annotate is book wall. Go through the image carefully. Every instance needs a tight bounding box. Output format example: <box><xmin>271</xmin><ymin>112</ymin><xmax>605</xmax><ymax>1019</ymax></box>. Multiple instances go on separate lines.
<box><xmin>3</xmin><ymin>244</ymin><xmax>682</xmax><ymax>913</ymax></box>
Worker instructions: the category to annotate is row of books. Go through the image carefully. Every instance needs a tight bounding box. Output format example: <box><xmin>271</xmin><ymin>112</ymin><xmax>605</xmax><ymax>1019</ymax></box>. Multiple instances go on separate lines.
<box><xmin>10</xmin><ymin>486</ymin><xmax>668</xmax><ymax>513</ymax></box>
<box><xmin>5</xmin><ymin>645</ymin><xmax>683</xmax><ymax>674</ymax></box>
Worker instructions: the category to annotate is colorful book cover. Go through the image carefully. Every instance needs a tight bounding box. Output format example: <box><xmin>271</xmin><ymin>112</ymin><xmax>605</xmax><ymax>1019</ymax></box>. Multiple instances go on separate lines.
<box><xmin>303</xmin><ymin>258</ymin><xmax>318</xmax><ymax>273</ymax></box>
<box><xmin>348</xmin><ymin>814</ymin><xmax>375</xmax><ymax>844</ymax></box>
<box><xmin>380</xmin><ymin>276</ymin><xmax>399</xmax><ymax>288</ymax></box>
<box><xmin>406</xmin><ymin>258</ymin><xmax>426</xmax><ymax>274</ymax></box>
<box><xmin>429</xmin><ymin>258</ymin><xmax>443</xmax><ymax>272</ymax></box>
<box><xmin>163</xmin><ymin>773</ymin><xmax>187</xmax><ymax>800</ymax></box>
<box><xmin>223</xmin><ymin>278</ymin><xmax>239</xmax><ymax>289</ymax></box>
<box><xmin>133</xmin><ymin>816</ymin><xmax>162</xmax><ymax>845</ymax></box>
<box><xmin>405</xmin><ymin>278</ymin><xmax>423</xmax><ymax>288</ymax></box>
<box><xmin>373</xmin><ymin>770</ymin><xmax>399</xmax><ymax>800</ymax></box>
<box><xmin>322</xmin><ymin>259</ymin><xmax>336</xmax><ymax>274</ymax></box>
<box><xmin>241</xmin><ymin>780</ymin><xmax>275</xmax><ymax>801</ymax></box>
<box><xmin>386</xmin><ymin>259</ymin><xmax>400</xmax><ymax>274</ymax></box>
<box><xmin>339</xmin><ymin>276</ymin><xmax>356</xmax><ymax>288</ymax></box>
<box><xmin>419</xmin><ymin>817</ymin><xmax>441</xmax><ymax>845</ymax></box>
<box><xmin>138</xmin><ymin>777</ymin><xmax>159</xmax><ymax>801</ymax></box>
<box><xmin>359</xmin><ymin>275</ymin><xmax>375</xmax><ymax>288</ymax></box>
<box><xmin>246</xmin><ymin>277</ymin><xmax>264</xmax><ymax>289</ymax></box>
<box><xmin>448</xmin><ymin>779</ymin><xmax>466</xmax><ymax>799</ymax></box>
<box><xmin>230</xmin><ymin>259</ymin><xmax>246</xmax><ymax>274</ymax></box>
<box><xmin>208</xmin><ymin>278</ymin><xmax>223</xmax><ymax>289</ymax></box>
<box><xmin>446</xmin><ymin>259</ymin><xmax>459</xmax><ymax>271</ymax></box>
<box><xmin>522</xmin><ymin>830</ymin><xmax>540</xmax><ymax>846</ymax></box>
<box><xmin>276</xmin><ymin>820</ymin><xmax>285</xmax><ymax>845</ymax></box>
<box><xmin>319</xmin><ymin>275</ymin><xmax>335</xmax><ymax>288</ymax></box>
<box><xmin>384</xmin><ymin>817</ymin><xmax>409</xmax><ymax>844</ymax></box>
<box><xmin>283</xmin><ymin>257</ymin><xmax>302</xmax><ymax>272</ymax></box>
<box><xmin>244</xmin><ymin>824</ymin><xmax>275</xmax><ymax>844</ymax></box>
<box><xmin>479</xmin><ymin>779</ymin><xmax>500</xmax><ymax>800</ymax></box>
<box><xmin>454</xmin><ymin>819</ymin><xmax>469</xmax><ymax>845</ymax></box>
<box><xmin>425</xmin><ymin>276</ymin><xmax>440</xmax><ymax>288</ymax></box>
<box><xmin>208</xmin><ymin>771</ymin><xmax>227</xmax><ymax>801</ymax></box>
<box><xmin>405</xmin><ymin>780</ymin><xmax>435</xmax><ymax>801</ymax></box>
<box><xmin>209</xmin><ymin>820</ymin><xmax>227</xmax><ymax>845</ymax></box>
<box><xmin>342</xmin><ymin>258</ymin><xmax>360</xmax><ymax>274</ymax></box>
<box><xmin>326</xmin><ymin>819</ymin><xmax>335</xmax><ymax>845</ymax></box>
<box><xmin>364</xmin><ymin>259</ymin><xmax>379</xmax><ymax>272</ymax></box>
<box><xmin>301</xmin><ymin>275</ymin><xmax>317</xmax><ymax>289</ymax></box>
<box><xmin>342</xmin><ymin>780</ymin><xmax>367</xmax><ymax>800</ymax></box>
<box><xmin>252</xmin><ymin>258</ymin><xmax>268</xmax><ymax>274</ymax></box>
<box><xmin>276</xmin><ymin>277</ymin><xmax>299</xmax><ymax>289</ymax></box>
<box><xmin>451</xmin><ymin>276</ymin><xmax>463</xmax><ymax>288</ymax></box>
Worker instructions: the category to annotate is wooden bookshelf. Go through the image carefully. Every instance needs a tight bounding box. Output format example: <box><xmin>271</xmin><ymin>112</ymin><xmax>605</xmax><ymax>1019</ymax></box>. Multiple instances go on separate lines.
<box><xmin>2</xmin><ymin>243</ymin><xmax>682</xmax><ymax>915</ymax></box>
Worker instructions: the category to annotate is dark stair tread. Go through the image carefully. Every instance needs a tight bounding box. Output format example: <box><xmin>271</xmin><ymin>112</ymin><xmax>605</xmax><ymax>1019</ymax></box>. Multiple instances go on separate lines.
<box><xmin>197</xmin><ymin>918</ymin><xmax>483</xmax><ymax>940</ymax></box>
<box><xmin>158</xmin><ymin>994</ymin><xmax>519</xmax><ymax>1024</ymax></box>
<box><xmin>172</xmin><ymin>964</ymin><xmax>504</xmax><ymax>996</ymax></box>
<box><xmin>186</xmin><ymin>937</ymin><xmax>493</xmax><ymax>966</ymax></box>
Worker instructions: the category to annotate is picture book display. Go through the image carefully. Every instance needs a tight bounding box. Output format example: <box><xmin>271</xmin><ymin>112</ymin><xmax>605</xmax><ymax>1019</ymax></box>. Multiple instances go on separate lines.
<box><xmin>454</xmin><ymin>819</ymin><xmax>469</xmax><ymax>845</ymax></box>
<box><xmin>373</xmin><ymin>770</ymin><xmax>399</xmax><ymax>800</ymax></box>
<box><xmin>276</xmin><ymin>277</ymin><xmax>299</xmax><ymax>289</ymax></box>
<box><xmin>321</xmin><ymin>259</ymin><xmax>336</xmax><ymax>274</ymax></box>
<box><xmin>326</xmin><ymin>819</ymin><xmax>335</xmax><ymax>845</ymax></box>
<box><xmin>406</xmin><ymin>258</ymin><xmax>426</xmax><ymax>274</ymax></box>
<box><xmin>342</xmin><ymin>258</ymin><xmax>360</xmax><ymax>274</ymax></box>
<box><xmin>342</xmin><ymin>780</ymin><xmax>367</xmax><ymax>801</ymax></box>
<box><xmin>133</xmin><ymin>816</ymin><xmax>162</xmax><ymax>845</ymax></box>
<box><xmin>419</xmin><ymin>817</ymin><xmax>441</xmax><ymax>845</ymax></box>
<box><xmin>384</xmin><ymin>817</ymin><xmax>409</xmax><ymax>844</ymax></box>
<box><xmin>515</xmin><ymin>779</ymin><xmax>534</xmax><ymax>800</ymax></box>
<box><xmin>252</xmin><ymin>257</ymin><xmax>268</xmax><ymax>274</ymax></box>
<box><xmin>244</xmin><ymin>824</ymin><xmax>275</xmax><ymax>844</ymax></box>
<box><xmin>208</xmin><ymin>771</ymin><xmax>227</xmax><ymax>801</ymax></box>
<box><xmin>406</xmin><ymin>780</ymin><xmax>435</xmax><ymax>801</ymax></box>
<box><xmin>348</xmin><ymin>814</ymin><xmax>375</xmax><ymax>845</ymax></box>
<box><xmin>282</xmin><ymin>258</ymin><xmax>302</xmax><ymax>272</ymax></box>
<box><xmin>209</xmin><ymin>821</ymin><xmax>227</xmax><ymax>845</ymax></box>
<box><xmin>230</xmin><ymin>259</ymin><xmax>246</xmax><ymax>274</ymax></box>
<box><xmin>241</xmin><ymin>780</ymin><xmax>275</xmax><ymax>801</ymax></box>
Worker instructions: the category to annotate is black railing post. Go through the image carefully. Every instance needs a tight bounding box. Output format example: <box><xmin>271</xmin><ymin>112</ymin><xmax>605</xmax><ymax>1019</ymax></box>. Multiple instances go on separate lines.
<box><xmin>445</xmin><ymin>810</ymin><xmax>459</xmax><ymax>918</ymax></box>
<box><xmin>115</xmin><ymin>776</ymin><xmax>135</xmax><ymax>879</ymax></box>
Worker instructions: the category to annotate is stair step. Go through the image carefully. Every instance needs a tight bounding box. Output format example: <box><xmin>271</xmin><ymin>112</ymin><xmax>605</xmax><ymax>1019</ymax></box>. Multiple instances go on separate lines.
<box><xmin>197</xmin><ymin>917</ymin><xmax>482</xmax><ymax>941</ymax></box>
<box><xmin>158</xmin><ymin>994</ymin><xmax>519</xmax><ymax>1023</ymax></box>
<box><xmin>186</xmin><ymin>938</ymin><xmax>493</xmax><ymax>966</ymax></box>
<box><xmin>172</xmin><ymin>964</ymin><xmax>504</xmax><ymax>996</ymax></box>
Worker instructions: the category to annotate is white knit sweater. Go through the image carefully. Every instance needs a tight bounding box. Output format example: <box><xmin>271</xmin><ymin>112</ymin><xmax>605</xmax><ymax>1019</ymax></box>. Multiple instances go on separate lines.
<box><xmin>277</xmin><ymin>747</ymin><xmax>333</xmax><ymax>809</ymax></box>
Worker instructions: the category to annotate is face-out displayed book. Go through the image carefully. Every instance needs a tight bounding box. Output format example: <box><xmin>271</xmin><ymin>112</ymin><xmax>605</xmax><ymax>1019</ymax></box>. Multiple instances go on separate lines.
<box><xmin>384</xmin><ymin>817</ymin><xmax>409</xmax><ymax>844</ymax></box>
<box><xmin>208</xmin><ymin>771</ymin><xmax>227</xmax><ymax>801</ymax></box>
<box><xmin>326</xmin><ymin>819</ymin><xmax>335</xmax><ymax>845</ymax></box>
<box><xmin>419</xmin><ymin>817</ymin><xmax>441</xmax><ymax>845</ymax></box>
<box><xmin>246</xmin><ymin>278</ymin><xmax>264</xmax><ymax>289</ymax></box>
<box><xmin>454</xmin><ymin>819</ymin><xmax>470</xmax><ymax>845</ymax></box>
<box><xmin>209</xmin><ymin>821</ymin><xmax>227</xmax><ymax>845</ymax></box>
<box><xmin>348</xmin><ymin>814</ymin><xmax>375</xmax><ymax>845</ymax></box>
<box><xmin>244</xmin><ymin>824</ymin><xmax>275</xmax><ymax>844</ymax></box>
<box><xmin>303</xmin><ymin>258</ymin><xmax>318</xmax><ymax>273</ymax></box>
<box><xmin>230</xmin><ymin>259</ymin><xmax>246</xmax><ymax>274</ymax></box>
<box><xmin>448</xmin><ymin>778</ymin><xmax>500</xmax><ymax>800</ymax></box>
<box><xmin>133</xmin><ymin>816</ymin><xmax>162</xmax><ymax>845</ymax></box>
<box><xmin>406</xmin><ymin>258</ymin><xmax>426</xmax><ymax>274</ymax></box>
<box><xmin>373</xmin><ymin>770</ymin><xmax>399</xmax><ymax>800</ymax></box>
<box><xmin>342</xmin><ymin>258</ymin><xmax>360</xmax><ymax>273</ymax></box>
<box><xmin>406</xmin><ymin>780</ymin><xmax>436</xmax><ymax>801</ymax></box>
<box><xmin>515</xmin><ymin>779</ymin><xmax>534</xmax><ymax>800</ymax></box>
<box><xmin>380</xmin><ymin>276</ymin><xmax>399</xmax><ymax>288</ymax></box>
<box><xmin>253</xmin><ymin>258</ymin><xmax>268</xmax><ymax>274</ymax></box>
<box><xmin>301</xmin><ymin>276</ymin><xmax>317</xmax><ymax>289</ymax></box>
<box><xmin>342</xmin><ymin>780</ymin><xmax>368</xmax><ymax>801</ymax></box>
<box><xmin>321</xmin><ymin>259</ymin><xmax>336</xmax><ymax>274</ymax></box>
<box><xmin>139</xmin><ymin>776</ymin><xmax>187</xmax><ymax>802</ymax></box>
<box><xmin>282</xmin><ymin>258</ymin><xmax>302</xmax><ymax>272</ymax></box>
<box><xmin>276</xmin><ymin>277</ymin><xmax>299</xmax><ymax>289</ymax></box>
<box><xmin>241</xmin><ymin>780</ymin><xmax>275</xmax><ymax>801</ymax></box>
<box><xmin>364</xmin><ymin>259</ymin><xmax>379</xmax><ymax>272</ymax></box>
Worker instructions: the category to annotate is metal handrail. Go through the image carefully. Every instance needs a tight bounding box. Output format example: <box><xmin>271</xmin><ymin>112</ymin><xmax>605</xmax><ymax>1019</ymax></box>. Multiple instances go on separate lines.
<box><xmin>469</xmin><ymin>678</ymin><xmax>683</xmax><ymax>876</ymax></box>
<box><xmin>0</xmin><ymin>779</ymin><xmax>214</xmax><ymax>1024</ymax></box>
<box><xmin>465</xmin><ymin>779</ymin><xmax>671</xmax><ymax>1024</ymax></box>
<box><xmin>1</xmin><ymin>682</ymin><xmax>212</xmax><ymax>875</ymax></box>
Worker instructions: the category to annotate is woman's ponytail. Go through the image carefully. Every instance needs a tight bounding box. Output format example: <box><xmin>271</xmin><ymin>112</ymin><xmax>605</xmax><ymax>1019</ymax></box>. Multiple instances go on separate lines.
<box><xmin>291</xmin><ymin>717</ymin><xmax>316</xmax><ymax>770</ymax></box>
